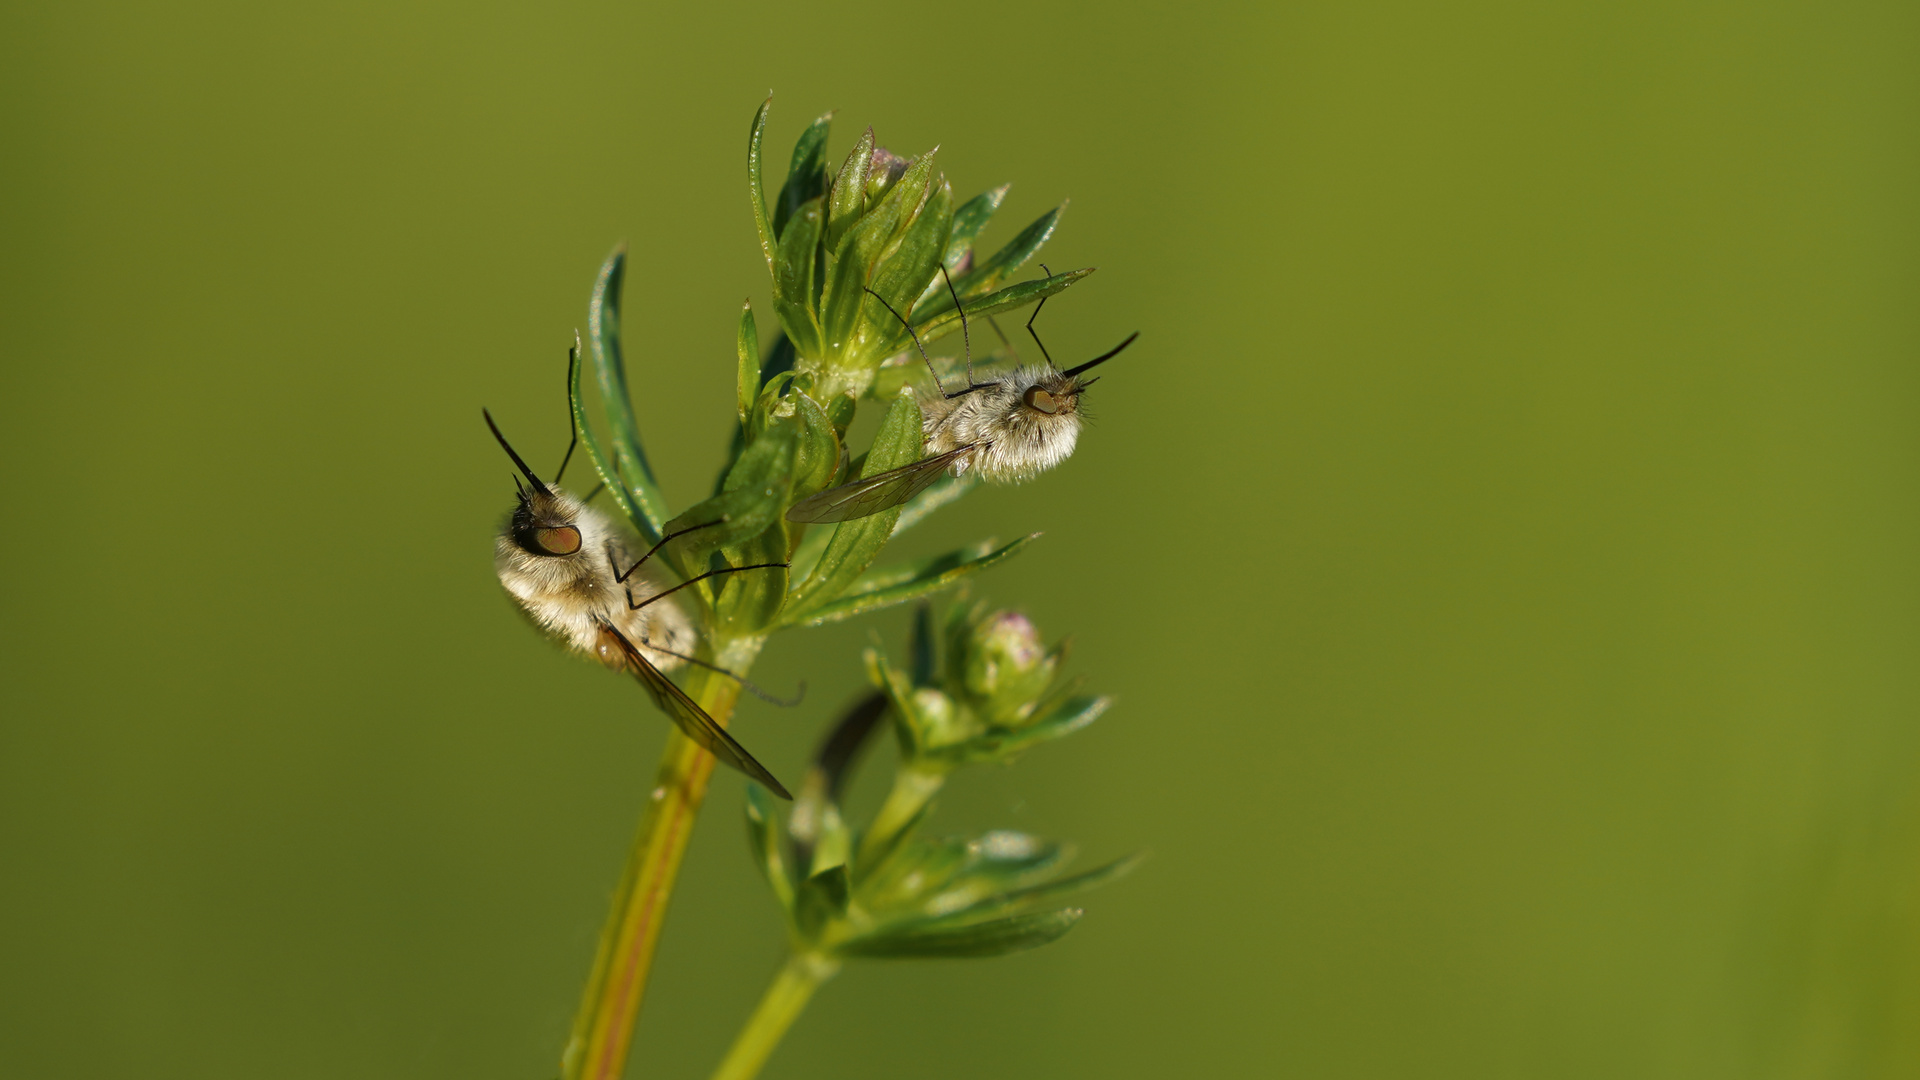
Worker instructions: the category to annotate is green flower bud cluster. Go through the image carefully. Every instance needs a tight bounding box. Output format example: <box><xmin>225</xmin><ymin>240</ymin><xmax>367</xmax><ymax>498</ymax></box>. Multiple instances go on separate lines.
<box><xmin>746</xmin><ymin>98</ymin><xmax>1092</xmax><ymax>401</ymax></box>
<box><xmin>744</xmin><ymin>600</ymin><xmax>1133</xmax><ymax>966</ymax></box>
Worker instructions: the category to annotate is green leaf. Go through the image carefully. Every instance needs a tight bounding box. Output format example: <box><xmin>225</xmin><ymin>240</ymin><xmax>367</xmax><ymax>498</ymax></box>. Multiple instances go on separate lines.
<box><xmin>774</xmin><ymin>109</ymin><xmax>833</xmax><ymax>238</ymax></box>
<box><xmin>587</xmin><ymin>247</ymin><xmax>670</xmax><ymax>543</ymax></box>
<box><xmin>939</xmin><ymin>694</ymin><xmax>1112</xmax><ymax>766</ymax></box>
<box><xmin>908</xmin><ymin>600</ymin><xmax>937</xmax><ymax>686</ymax></box>
<box><xmin>946</xmin><ymin>184</ymin><xmax>1009</xmax><ymax>271</ymax></box>
<box><xmin>819</xmin><ymin>149</ymin><xmax>937</xmax><ymax>363</ymax></box>
<box><xmin>568</xmin><ymin>331</ymin><xmax>645</xmax><ymax>534</ymax></box>
<box><xmin>783</xmin><ymin>394</ymin><xmax>923</xmax><ymax>620</ymax></box>
<box><xmin>772</xmin><ymin>197</ymin><xmax>825</xmax><ymax>358</ymax></box>
<box><xmin>790</xmin><ymin>390</ymin><xmax>841</xmax><ymax>502</ymax></box>
<box><xmin>786</xmin><ymin>534</ymin><xmax>1039</xmax><ymax>628</ymax></box>
<box><xmin>930</xmin><ymin>853</ymin><xmax>1145</xmax><ymax>926</ymax></box>
<box><xmin>908</xmin><ymin>268</ymin><xmax>1094</xmax><ymax>350</ymax></box>
<box><xmin>745</xmin><ymin>784</ymin><xmax>794</xmax><ymax>912</ymax></box>
<box><xmin>850</xmin><ymin>795</ymin><xmax>933</xmax><ymax>889</ymax></box>
<box><xmin>836</xmin><ymin>908</ymin><xmax>1082</xmax><ymax>959</ymax></box>
<box><xmin>955</xmin><ymin>205</ymin><xmax>1061</xmax><ymax>297</ymax></box>
<box><xmin>716</xmin><ymin>518</ymin><xmax>792</xmax><ymax>636</ymax></box>
<box><xmin>863</xmin><ymin>644</ymin><xmax>936</xmax><ymax>761</ymax></box>
<box><xmin>747</xmin><ymin>96</ymin><xmax>776</xmax><ymax>275</ymax></box>
<box><xmin>663</xmin><ymin>418</ymin><xmax>797</xmax><ymax>577</ymax></box>
<box><xmin>794</xmin><ymin>864</ymin><xmax>851</xmax><ymax>942</ymax></box>
<box><xmin>735</xmin><ymin>301</ymin><xmax>759</xmax><ymax>429</ymax></box>
<box><xmin>824</xmin><ymin>126</ymin><xmax>875</xmax><ymax>250</ymax></box>
<box><xmin>862</xmin><ymin>175</ymin><xmax>953</xmax><ymax>340</ymax></box>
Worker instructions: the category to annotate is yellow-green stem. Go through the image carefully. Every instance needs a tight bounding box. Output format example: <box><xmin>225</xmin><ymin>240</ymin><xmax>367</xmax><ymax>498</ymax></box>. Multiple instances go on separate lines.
<box><xmin>853</xmin><ymin>764</ymin><xmax>946</xmax><ymax>871</ymax></box>
<box><xmin>562</xmin><ymin>636</ymin><xmax>765</xmax><ymax>1080</ymax></box>
<box><xmin>709</xmin><ymin>953</ymin><xmax>839</xmax><ymax>1080</ymax></box>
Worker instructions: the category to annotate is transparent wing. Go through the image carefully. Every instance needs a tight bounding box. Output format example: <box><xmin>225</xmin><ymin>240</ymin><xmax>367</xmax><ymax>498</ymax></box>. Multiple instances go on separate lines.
<box><xmin>785</xmin><ymin>444</ymin><xmax>975</xmax><ymax>524</ymax></box>
<box><xmin>597</xmin><ymin>621</ymin><xmax>792</xmax><ymax>799</ymax></box>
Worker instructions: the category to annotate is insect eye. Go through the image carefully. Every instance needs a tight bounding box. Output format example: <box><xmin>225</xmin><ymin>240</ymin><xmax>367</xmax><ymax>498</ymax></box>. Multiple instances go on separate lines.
<box><xmin>1023</xmin><ymin>387</ymin><xmax>1060</xmax><ymax>414</ymax></box>
<box><xmin>533</xmin><ymin>525</ymin><xmax>582</xmax><ymax>555</ymax></box>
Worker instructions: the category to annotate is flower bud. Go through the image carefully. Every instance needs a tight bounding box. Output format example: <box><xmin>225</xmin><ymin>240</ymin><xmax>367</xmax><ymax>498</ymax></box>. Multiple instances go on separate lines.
<box><xmin>956</xmin><ymin>611</ymin><xmax>1057</xmax><ymax>727</ymax></box>
<box><xmin>865</xmin><ymin>146</ymin><xmax>911</xmax><ymax>201</ymax></box>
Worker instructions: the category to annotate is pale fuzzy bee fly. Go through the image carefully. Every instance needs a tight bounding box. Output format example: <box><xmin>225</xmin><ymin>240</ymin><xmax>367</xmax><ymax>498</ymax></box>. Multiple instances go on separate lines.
<box><xmin>786</xmin><ymin>266</ymin><xmax>1138</xmax><ymax>524</ymax></box>
<box><xmin>485</xmin><ymin>356</ymin><xmax>793</xmax><ymax>798</ymax></box>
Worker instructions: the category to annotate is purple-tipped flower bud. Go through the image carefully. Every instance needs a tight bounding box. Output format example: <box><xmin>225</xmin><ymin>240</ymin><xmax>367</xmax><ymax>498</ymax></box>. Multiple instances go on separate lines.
<box><xmin>865</xmin><ymin>146</ymin><xmax>912</xmax><ymax>201</ymax></box>
<box><xmin>958</xmin><ymin>611</ymin><xmax>1058</xmax><ymax>726</ymax></box>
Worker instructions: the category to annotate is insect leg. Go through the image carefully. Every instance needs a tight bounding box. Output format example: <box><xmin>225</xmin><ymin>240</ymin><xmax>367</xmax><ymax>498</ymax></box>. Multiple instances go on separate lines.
<box><xmin>938</xmin><ymin>264</ymin><xmax>978</xmax><ymax>389</ymax></box>
<box><xmin>985</xmin><ymin>313</ymin><xmax>1021</xmax><ymax>366</ymax></box>
<box><xmin>637</xmin><ymin>637</ymin><xmax>807</xmax><ymax>707</ymax></box>
<box><xmin>613</xmin><ymin>519</ymin><xmax>727</xmax><ymax>583</ymax></box>
<box><xmin>863</xmin><ymin>287</ymin><xmax>948</xmax><ymax>397</ymax></box>
<box><xmin>553</xmin><ymin>337</ymin><xmax>581</xmax><ymax>485</ymax></box>
<box><xmin>625</xmin><ymin>562</ymin><xmax>788</xmax><ymax>610</ymax></box>
<box><xmin>1025</xmin><ymin>262</ymin><xmax>1059</xmax><ymax>370</ymax></box>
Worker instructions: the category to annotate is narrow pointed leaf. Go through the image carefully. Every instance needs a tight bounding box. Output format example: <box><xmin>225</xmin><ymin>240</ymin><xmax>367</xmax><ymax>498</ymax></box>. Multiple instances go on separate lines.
<box><xmin>588</xmin><ymin>247</ymin><xmax>669</xmax><ymax>542</ymax></box>
<box><xmin>568</xmin><ymin>332</ymin><xmax>645</xmax><ymax>535</ymax></box>
<box><xmin>946</xmin><ymin>184</ymin><xmax>1009</xmax><ymax>270</ymax></box>
<box><xmin>791</xmin><ymin>390</ymin><xmax>841</xmax><ymax>502</ymax></box>
<box><xmin>784</xmin><ymin>393</ymin><xmax>923</xmax><ymax>620</ymax></box>
<box><xmin>745</xmin><ymin>785</ymin><xmax>795</xmax><ymax>911</ymax></box>
<box><xmin>772</xmin><ymin>198</ymin><xmax>825</xmax><ymax>358</ymax></box>
<box><xmin>907</xmin><ymin>268</ymin><xmax>1094</xmax><ymax>350</ymax></box>
<box><xmin>824</xmin><ymin>127</ymin><xmax>875</xmax><ymax>249</ymax></box>
<box><xmin>747</xmin><ymin>97</ymin><xmax>776</xmax><ymax>274</ymax></box>
<box><xmin>863</xmin><ymin>645</ymin><xmax>925</xmax><ymax>759</ymax></box>
<box><xmin>928</xmin><ymin>853</ymin><xmax>1145</xmax><ymax>926</ymax></box>
<box><xmin>716</xmin><ymin>518</ymin><xmax>792</xmax><ymax>636</ymax></box>
<box><xmin>786</xmin><ymin>534</ymin><xmax>1039</xmax><ymax>627</ymax></box>
<box><xmin>794</xmin><ymin>864</ymin><xmax>851</xmax><ymax>942</ymax></box>
<box><xmin>908</xmin><ymin>600</ymin><xmax>937</xmax><ymax>687</ymax></box>
<box><xmin>662</xmin><ymin>418</ymin><xmax>797</xmax><ymax>575</ymax></box>
<box><xmin>736</xmin><ymin>301</ymin><xmax>759</xmax><ymax>428</ymax></box>
<box><xmin>775</xmin><ymin>110</ymin><xmax>834</xmax><ymax>237</ymax></box>
<box><xmin>865</xmin><ymin>172</ymin><xmax>951</xmax><ymax>315</ymax></box>
<box><xmin>819</xmin><ymin>150</ymin><xmax>937</xmax><ymax>363</ymax></box>
<box><xmin>836</xmin><ymin>908</ymin><xmax>1083</xmax><ymax>959</ymax></box>
<box><xmin>940</xmin><ymin>694</ymin><xmax>1112</xmax><ymax>766</ymax></box>
<box><xmin>960</xmin><ymin>206</ymin><xmax>1060</xmax><ymax>294</ymax></box>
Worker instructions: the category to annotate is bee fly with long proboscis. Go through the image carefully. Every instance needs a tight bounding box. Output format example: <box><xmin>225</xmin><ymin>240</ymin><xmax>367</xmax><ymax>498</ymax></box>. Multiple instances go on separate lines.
<box><xmin>487</xmin><ymin>346</ymin><xmax>797</xmax><ymax>798</ymax></box>
<box><xmin>785</xmin><ymin>265</ymin><xmax>1139</xmax><ymax>524</ymax></box>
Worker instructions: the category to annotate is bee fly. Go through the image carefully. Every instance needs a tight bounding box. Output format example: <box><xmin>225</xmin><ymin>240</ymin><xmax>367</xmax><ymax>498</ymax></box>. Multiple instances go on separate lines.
<box><xmin>486</xmin><ymin>349</ymin><xmax>793</xmax><ymax>798</ymax></box>
<box><xmin>786</xmin><ymin>266</ymin><xmax>1138</xmax><ymax>524</ymax></box>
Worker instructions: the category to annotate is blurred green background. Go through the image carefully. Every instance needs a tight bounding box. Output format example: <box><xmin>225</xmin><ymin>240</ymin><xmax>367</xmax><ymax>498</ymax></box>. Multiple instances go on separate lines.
<box><xmin>3</xmin><ymin>0</ymin><xmax>1916</xmax><ymax>1076</ymax></box>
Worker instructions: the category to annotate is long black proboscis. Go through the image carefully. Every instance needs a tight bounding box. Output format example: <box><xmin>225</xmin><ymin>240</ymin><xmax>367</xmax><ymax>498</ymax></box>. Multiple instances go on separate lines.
<box><xmin>483</xmin><ymin>408</ymin><xmax>552</xmax><ymax>496</ymax></box>
<box><xmin>1063</xmin><ymin>331</ymin><xmax>1141</xmax><ymax>379</ymax></box>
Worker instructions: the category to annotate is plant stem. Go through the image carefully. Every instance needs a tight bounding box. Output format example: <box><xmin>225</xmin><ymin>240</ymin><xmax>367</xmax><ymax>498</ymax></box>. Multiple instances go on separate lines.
<box><xmin>854</xmin><ymin>764</ymin><xmax>946</xmax><ymax>871</ymax></box>
<box><xmin>562</xmin><ymin>636</ymin><xmax>765</xmax><ymax>1080</ymax></box>
<box><xmin>709</xmin><ymin>953</ymin><xmax>840</xmax><ymax>1080</ymax></box>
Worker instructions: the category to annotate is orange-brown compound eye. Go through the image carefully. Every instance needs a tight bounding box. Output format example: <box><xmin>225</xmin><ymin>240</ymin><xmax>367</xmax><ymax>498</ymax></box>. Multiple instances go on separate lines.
<box><xmin>533</xmin><ymin>525</ymin><xmax>582</xmax><ymax>555</ymax></box>
<box><xmin>1023</xmin><ymin>387</ymin><xmax>1060</xmax><ymax>414</ymax></box>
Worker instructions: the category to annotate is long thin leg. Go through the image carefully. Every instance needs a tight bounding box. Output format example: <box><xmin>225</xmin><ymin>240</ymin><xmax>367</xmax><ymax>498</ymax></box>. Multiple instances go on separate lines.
<box><xmin>863</xmin><ymin>287</ymin><xmax>947</xmax><ymax>396</ymax></box>
<box><xmin>1026</xmin><ymin>263</ymin><xmax>1058</xmax><ymax>370</ymax></box>
<box><xmin>939</xmin><ymin>264</ymin><xmax>977</xmax><ymax>388</ymax></box>
<box><xmin>554</xmin><ymin>338</ymin><xmax>581</xmax><ymax>484</ymax></box>
<box><xmin>985</xmin><ymin>314</ymin><xmax>1020</xmax><ymax>365</ymax></box>
<box><xmin>610</xmin><ymin>519</ymin><xmax>726</xmax><ymax>583</ymax></box>
<box><xmin>637</xmin><ymin>638</ymin><xmax>807</xmax><ymax>706</ymax></box>
<box><xmin>625</xmin><ymin>562</ymin><xmax>788</xmax><ymax>611</ymax></box>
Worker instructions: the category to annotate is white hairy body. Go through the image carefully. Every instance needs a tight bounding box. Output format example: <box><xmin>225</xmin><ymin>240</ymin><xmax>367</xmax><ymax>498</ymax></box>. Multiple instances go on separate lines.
<box><xmin>493</xmin><ymin>486</ymin><xmax>694</xmax><ymax>672</ymax></box>
<box><xmin>919</xmin><ymin>363</ymin><xmax>1086</xmax><ymax>483</ymax></box>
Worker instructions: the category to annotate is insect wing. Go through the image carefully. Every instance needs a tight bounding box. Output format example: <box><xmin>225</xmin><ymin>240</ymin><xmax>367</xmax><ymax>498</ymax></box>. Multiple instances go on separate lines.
<box><xmin>784</xmin><ymin>444</ymin><xmax>974</xmax><ymax>524</ymax></box>
<box><xmin>599</xmin><ymin>622</ymin><xmax>792</xmax><ymax>799</ymax></box>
